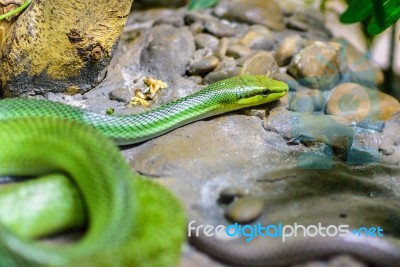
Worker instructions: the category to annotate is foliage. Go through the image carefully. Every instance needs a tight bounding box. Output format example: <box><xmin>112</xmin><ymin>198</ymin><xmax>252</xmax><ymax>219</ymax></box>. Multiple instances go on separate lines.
<box><xmin>188</xmin><ymin>0</ymin><xmax>219</xmax><ymax>10</ymax></box>
<box><xmin>339</xmin><ymin>0</ymin><xmax>400</xmax><ymax>35</ymax></box>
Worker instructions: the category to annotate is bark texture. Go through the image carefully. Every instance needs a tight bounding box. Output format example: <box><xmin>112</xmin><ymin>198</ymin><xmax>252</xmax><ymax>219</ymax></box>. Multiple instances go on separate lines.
<box><xmin>0</xmin><ymin>0</ymin><xmax>133</xmax><ymax>96</ymax></box>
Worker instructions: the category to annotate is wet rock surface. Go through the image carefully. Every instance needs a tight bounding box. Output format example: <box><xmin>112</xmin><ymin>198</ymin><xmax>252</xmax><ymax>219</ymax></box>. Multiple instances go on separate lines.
<box><xmin>287</xmin><ymin>41</ymin><xmax>343</xmax><ymax>90</ymax></box>
<box><xmin>39</xmin><ymin>1</ymin><xmax>400</xmax><ymax>267</ymax></box>
<box><xmin>214</xmin><ymin>0</ymin><xmax>285</xmax><ymax>31</ymax></box>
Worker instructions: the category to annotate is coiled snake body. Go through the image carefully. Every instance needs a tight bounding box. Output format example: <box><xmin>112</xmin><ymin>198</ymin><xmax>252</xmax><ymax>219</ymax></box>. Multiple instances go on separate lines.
<box><xmin>1</xmin><ymin>75</ymin><xmax>399</xmax><ymax>267</ymax></box>
<box><xmin>0</xmin><ymin>75</ymin><xmax>287</xmax><ymax>266</ymax></box>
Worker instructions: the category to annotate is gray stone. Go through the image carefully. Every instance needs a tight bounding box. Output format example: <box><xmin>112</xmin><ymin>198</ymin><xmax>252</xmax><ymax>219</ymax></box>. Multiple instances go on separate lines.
<box><xmin>295</xmin><ymin>5</ymin><xmax>331</xmax><ymax>39</ymax></box>
<box><xmin>213</xmin><ymin>37</ymin><xmax>229</xmax><ymax>59</ymax></box>
<box><xmin>287</xmin><ymin>41</ymin><xmax>343</xmax><ymax>90</ymax></box>
<box><xmin>264</xmin><ymin>110</ymin><xmax>354</xmax><ymax>156</ymax></box>
<box><xmin>309</xmin><ymin>89</ymin><xmax>325</xmax><ymax>111</ymax></box>
<box><xmin>286</xmin><ymin>17</ymin><xmax>309</xmax><ymax>32</ymax></box>
<box><xmin>326</xmin><ymin>83</ymin><xmax>400</xmax><ymax>123</ymax></box>
<box><xmin>214</xmin><ymin>0</ymin><xmax>285</xmax><ymax>31</ymax></box>
<box><xmin>289</xmin><ymin>92</ymin><xmax>315</xmax><ymax>113</ymax></box>
<box><xmin>239</xmin><ymin>51</ymin><xmax>279</xmax><ymax>76</ymax></box>
<box><xmin>275</xmin><ymin>35</ymin><xmax>304</xmax><ymax>66</ymax></box>
<box><xmin>185</xmin><ymin>12</ymin><xmax>216</xmax><ymax>25</ymax></box>
<box><xmin>203</xmin><ymin>57</ymin><xmax>240</xmax><ymax>84</ymax></box>
<box><xmin>140</xmin><ymin>25</ymin><xmax>195</xmax><ymax>79</ymax></box>
<box><xmin>218</xmin><ymin>187</ymin><xmax>248</xmax><ymax>205</ymax></box>
<box><xmin>238</xmin><ymin>26</ymin><xmax>275</xmax><ymax>50</ymax></box>
<box><xmin>187</xmin><ymin>75</ymin><xmax>203</xmax><ymax>85</ymax></box>
<box><xmin>109</xmin><ymin>87</ymin><xmax>132</xmax><ymax>103</ymax></box>
<box><xmin>224</xmin><ymin>197</ymin><xmax>264</xmax><ymax>224</ymax></box>
<box><xmin>186</xmin><ymin>12</ymin><xmax>236</xmax><ymax>38</ymax></box>
<box><xmin>273</xmin><ymin>72</ymin><xmax>303</xmax><ymax>91</ymax></box>
<box><xmin>188</xmin><ymin>55</ymin><xmax>220</xmax><ymax>75</ymax></box>
<box><xmin>153</xmin><ymin>15</ymin><xmax>184</xmax><ymax>28</ymax></box>
<box><xmin>195</xmin><ymin>33</ymin><xmax>220</xmax><ymax>49</ymax></box>
<box><xmin>226</xmin><ymin>44</ymin><xmax>252</xmax><ymax>59</ymax></box>
<box><xmin>277</xmin><ymin>0</ymin><xmax>295</xmax><ymax>16</ymax></box>
<box><xmin>335</xmin><ymin>38</ymin><xmax>384</xmax><ymax>86</ymax></box>
<box><xmin>189</xmin><ymin>22</ymin><xmax>205</xmax><ymax>34</ymax></box>
<box><xmin>204</xmin><ymin>20</ymin><xmax>236</xmax><ymax>37</ymax></box>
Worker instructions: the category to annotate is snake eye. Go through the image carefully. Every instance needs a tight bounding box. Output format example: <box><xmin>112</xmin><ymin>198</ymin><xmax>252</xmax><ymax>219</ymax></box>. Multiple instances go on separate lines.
<box><xmin>262</xmin><ymin>89</ymin><xmax>271</xmax><ymax>96</ymax></box>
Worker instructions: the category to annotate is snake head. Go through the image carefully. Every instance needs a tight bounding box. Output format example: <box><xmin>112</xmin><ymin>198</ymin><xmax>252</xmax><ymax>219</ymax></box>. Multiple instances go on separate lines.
<box><xmin>227</xmin><ymin>75</ymin><xmax>288</xmax><ymax>107</ymax></box>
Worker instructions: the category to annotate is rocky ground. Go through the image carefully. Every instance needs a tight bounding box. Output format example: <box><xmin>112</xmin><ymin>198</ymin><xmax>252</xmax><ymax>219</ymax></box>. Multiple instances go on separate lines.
<box><xmin>38</xmin><ymin>0</ymin><xmax>400</xmax><ymax>266</ymax></box>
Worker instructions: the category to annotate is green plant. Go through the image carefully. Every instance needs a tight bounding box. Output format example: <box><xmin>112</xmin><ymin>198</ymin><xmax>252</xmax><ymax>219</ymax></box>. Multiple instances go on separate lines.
<box><xmin>339</xmin><ymin>0</ymin><xmax>400</xmax><ymax>35</ymax></box>
<box><xmin>188</xmin><ymin>0</ymin><xmax>218</xmax><ymax>10</ymax></box>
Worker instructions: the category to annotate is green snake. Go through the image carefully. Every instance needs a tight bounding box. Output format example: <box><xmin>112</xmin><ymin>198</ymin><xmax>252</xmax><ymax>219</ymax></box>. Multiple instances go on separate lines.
<box><xmin>1</xmin><ymin>74</ymin><xmax>398</xmax><ymax>266</ymax></box>
<box><xmin>0</xmin><ymin>75</ymin><xmax>288</xmax><ymax>266</ymax></box>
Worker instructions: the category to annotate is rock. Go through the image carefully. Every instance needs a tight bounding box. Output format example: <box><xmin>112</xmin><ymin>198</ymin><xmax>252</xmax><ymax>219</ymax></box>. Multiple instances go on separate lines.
<box><xmin>203</xmin><ymin>57</ymin><xmax>240</xmax><ymax>83</ymax></box>
<box><xmin>264</xmin><ymin>110</ymin><xmax>354</xmax><ymax>156</ymax></box>
<box><xmin>109</xmin><ymin>87</ymin><xmax>132</xmax><ymax>103</ymax></box>
<box><xmin>218</xmin><ymin>187</ymin><xmax>249</xmax><ymax>205</ymax></box>
<box><xmin>326</xmin><ymin>83</ymin><xmax>400</xmax><ymax>122</ymax></box>
<box><xmin>188</xmin><ymin>55</ymin><xmax>220</xmax><ymax>75</ymax></box>
<box><xmin>185</xmin><ymin>12</ymin><xmax>236</xmax><ymax>37</ymax></box>
<box><xmin>286</xmin><ymin>17</ymin><xmax>309</xmax><ymax>32</ymax></box>
<box><xmin>348</xmin><ymin>135</ymin><xmax>381</xmax><ymax>165</ymax></box>
<box><xmin>226</xmin><ymin>44</ymin><xmax>252</xmax><ymax>59</ymax></box>
<box><xmin>189</xmin><ymin>22</ymin><xmax>204</xmax><ymax>34</ymax></box>
<box><xmin>303</xmin><ymin>11</ymin><xmax>328</xmax><ymax>35</ymax></box>
<box><xmin>187</xmin><ymin>75</ymin><xmax>203</xmax><ymax>85</ymax></box>
<box><xmin>133</xmin><ymin>0</ymin><xmax>186</xmax><ymax>9</ymax></box>
<box><xmin>309</xmin><ymin>89</ymin><xmax>325</xmax><ymax>111</ymax></box>
<box><xmin>379</xmin><ymin>147</ymin><xmax>395</xmax><ymax>156</ymax></box>
<box><xmin>383</xmin><ymin>117</ymin><xmax>400</xmax><ymax>147</ymax></box>
<box><xmin>335</xmin><ymin>38</ymin><xmax>384</xmax><ymax>86</ymax></box>
<box><xmin>277</xmin><ymin>1</ymin><xmax>295</xmax><ymax>16</ymax></box>
<box><xmin>214</xmin><ymin>0</ymin><xmax>285</xmax><ymax>31</ymax></box>
<box><xmin>273</xmin><ymin>72</ymin><xmax>303</xmax><ymax>91</ymax></box>
<box><xmin>203</xmin><ymin>71</ymin><xmax>230</xmax><ymax>84</ymax></box>
<box><xmin>0</xmin><ymin>0</ymin><xmax>131</xmax><ymax>96</ymax></box>
<box><xmin>238</xmin><ymin>25</ymin><xmax>275</xmax><ymax>50</ymax></box>
<box><xmin>239</xmin><ymin>51</ymin><xmax>279</xmax><ymax>76</ymax></box>
<box><xmin>327</xmin><ymin>255</ymin><xmax>368</xmax><ymax>267</ymax></box>
<box><xmin>213</xmin><ymin>37</ymin><xmax>229</xmax><ymax>59</ymax></box>
<box><xmin>153</xmin><ymin>15</ymin><xmax>184</xmax><ymax>28</ymax></box>
<box><xmin>184</xmin><ymin>12</ymin><xmax>215</xmax><ymax>25</ymax></box>
<box><xmin>282</xmin><ymin>4</ymin><xmax>330</xmax><ymax>39</ymax></box>
<box><xmin>274</xmin><ymin>35</ymin><xmax>304</xmax><ymax>66</ymax></box>
<box><xmin>204</xmin><ymin>20</ymin><xmax>236</xmax><ymax>37</ymax></box>
<box><xmin>140</xmin><ymin>25</ymin><xmax>195</xmax><ymax>79</ymax></box>
<box><xmin>287</xmin><ymin>41</ymin><xmax>343</xmax><ymax>90</ymax></box>
<box><xmin>289</xmin><ymin>92</ymin><xmax>315</xmax><ymax>113</ymax></box>
<box><xmin>288</xmin><ymin>89</ymin><xmax>325</xmax><ymax>113</ymax></box>
<box><xmin>224</xmin><ymin>197</ymin><xmax>264</xmax><ymax>224</ymax></box>
<box><xmin>195</xmin><ymin>33</ymin><xmax>219</xmax><ymax>49</ymax></box>
<box><xmin>378</xmin><ymin>91</ymin><xmax>400</xmax><ymax>121</ymax></box>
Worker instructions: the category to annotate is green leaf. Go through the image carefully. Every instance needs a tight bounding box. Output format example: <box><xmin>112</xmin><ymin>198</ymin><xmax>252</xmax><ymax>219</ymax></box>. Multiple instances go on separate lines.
<box><xmin>339</xmin><ymin>0</ymin><xmax>400</xmax><ymax>35</ymax></box>
<box><xmin>339</xmin><ymin>0</ymin><xmax>373</xmax><ymax>24</ymax></box>
<box><xmin>368</xmin><ymin>0</ymin><xmax>400</xmax><ymax>34</ymax></box>
<box><xmin>371</xmin><ymin>0</ymin><xmax>385</xmax><ymax>26</ymax></box>
<box><xmin>188</xmin><ymin>0</ymin><xmax>219</xmax><ymax>10</ymax></box>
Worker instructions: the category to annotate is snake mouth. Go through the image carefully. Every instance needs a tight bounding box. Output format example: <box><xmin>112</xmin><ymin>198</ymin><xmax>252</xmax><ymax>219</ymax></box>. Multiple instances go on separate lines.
<box><xmin>271</xmin><ymin>86</ymin><xmax>289</xmax><ymax>97</ymax></box>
